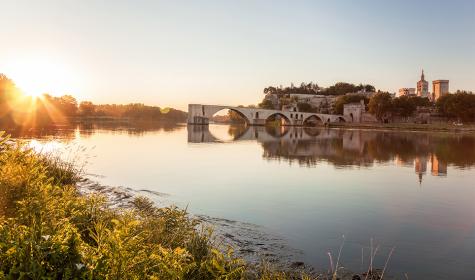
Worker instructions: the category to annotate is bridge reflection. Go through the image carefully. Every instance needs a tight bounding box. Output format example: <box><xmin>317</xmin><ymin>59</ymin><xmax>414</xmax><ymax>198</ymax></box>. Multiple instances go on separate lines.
<box><xmin>188</xmin><ymin>124</ymin><xmax>475</xmax><ymax>182</ymax></box>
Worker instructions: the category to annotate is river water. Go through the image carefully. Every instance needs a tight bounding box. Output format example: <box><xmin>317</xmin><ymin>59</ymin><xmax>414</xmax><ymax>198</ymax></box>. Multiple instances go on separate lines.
<box><xmin>12</xmin><ymin>123</ymin><xmax>475</xmax><ymax>279</ymax></box>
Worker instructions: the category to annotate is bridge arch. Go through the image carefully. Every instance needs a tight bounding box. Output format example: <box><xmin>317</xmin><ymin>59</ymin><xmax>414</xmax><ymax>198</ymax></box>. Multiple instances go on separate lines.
<box><xmin>338</xmin><ymin>116</ymin><xmax>346</xmax><ymax>123</ymax></box>
<box><xmin>265</xmin><ymin>112</ymin><xmax>291</xmax><ymax>126</ymax></box>
<box><xmin>303</xmin><ymin>115</ymin><xmax>324</xmax><ymax>126</ymax></box>
<box><xmin>210</xmin><ymin>107</ymin><xmax>251</xmax><ymax>124</ymax></box>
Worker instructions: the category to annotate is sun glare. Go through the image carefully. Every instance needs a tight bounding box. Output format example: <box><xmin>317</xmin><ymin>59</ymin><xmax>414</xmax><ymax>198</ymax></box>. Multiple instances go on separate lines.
<box><xmin>5</xmin><ymin>57</ymin><xmax>79</xmax><ymax>98</ymax></box>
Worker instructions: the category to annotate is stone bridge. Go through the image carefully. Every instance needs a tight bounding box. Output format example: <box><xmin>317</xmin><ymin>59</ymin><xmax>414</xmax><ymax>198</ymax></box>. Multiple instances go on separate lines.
<box><xmin>188</xmin><ymin>104</ymin><xmax>350</xmax><ymax>126</ymax></box>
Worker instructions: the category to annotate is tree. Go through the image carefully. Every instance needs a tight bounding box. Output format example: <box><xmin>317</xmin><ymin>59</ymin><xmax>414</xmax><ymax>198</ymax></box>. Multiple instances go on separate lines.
<box><xmin>58</xmin><ymin>95</ymin><xmax>78</xmax><ymax>117</ymax></box>
<box><xmin>437</xmin><ymin>92</ymin><xmax>475</xmax><ymax>121</ymax></box>
<box><xmin>258</xmin><ymin>99</ymin><xmax>275</xmax><ymax>110</ymax></box>
<box><xmin>391</xmin><ymin>96</ymin><xmax>416</xmax><ymax>118</ymax></box>
<box><xmin>369</xmin><ymin>92</ymin><xmax>393</xmax><ymax>121</ymax></box>
<box><xmin>79</xmin><ymin>101</ymin><xmax>96</xmax><ymax>116</ymax></box>
<box><xmin>228</xmin><ymin>110</ymin><xmax>246</xmax><ymax>124</ymax></box>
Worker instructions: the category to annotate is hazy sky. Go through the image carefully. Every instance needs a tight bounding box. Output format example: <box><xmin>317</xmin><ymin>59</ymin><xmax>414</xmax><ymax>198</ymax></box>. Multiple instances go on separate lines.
<box><xmin>1</xmin><ymin>0</ymin><xmax>474</xmax><ymax>110</ymax></box>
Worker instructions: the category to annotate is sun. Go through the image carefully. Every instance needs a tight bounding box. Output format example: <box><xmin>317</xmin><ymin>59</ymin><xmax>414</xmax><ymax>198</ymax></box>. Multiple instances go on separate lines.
<box><xmin>5</xmin><ymin>56</ymin><xmax>80</xmax><ymax>98</ymax></box>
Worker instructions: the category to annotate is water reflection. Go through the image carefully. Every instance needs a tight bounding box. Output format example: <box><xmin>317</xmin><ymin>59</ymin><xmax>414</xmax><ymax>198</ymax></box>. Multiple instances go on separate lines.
<box><xmin>188</xmin><ymin>124</ymin><xmax>475</xmax><ymax>182</ymax></box>
<box><xmin>2</xmin><ymin>121</ymin><xmax>184</xmax><ymax>140</ymax></box>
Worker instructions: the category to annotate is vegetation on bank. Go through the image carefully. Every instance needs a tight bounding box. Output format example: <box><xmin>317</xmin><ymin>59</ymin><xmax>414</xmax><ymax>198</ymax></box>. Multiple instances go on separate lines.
<box><xmin>258</xmin><ymin>82</ymin><xmax>376</xmax><ymax>111</ymax></box>
<box><xmin>0</xmin><ymin>74</ymin><xmax>187</xmax><ymax>128</ymax></box>
<box><xmin>0</xmin><ymin>133</ymin><xmax>323</xmax><ymax>279</ymax></box>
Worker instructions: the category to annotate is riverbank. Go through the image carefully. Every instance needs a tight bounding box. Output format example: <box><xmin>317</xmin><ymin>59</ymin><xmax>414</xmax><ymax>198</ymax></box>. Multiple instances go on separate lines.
<box><xmin>0</xmin><ymin>132</ymin><xmax>394</xmax><ymax>279</ymax></box>
<box><xmin>329</xmin><ymin>122</ymin><xmax>475</xmax><ymax>133</ymax></box>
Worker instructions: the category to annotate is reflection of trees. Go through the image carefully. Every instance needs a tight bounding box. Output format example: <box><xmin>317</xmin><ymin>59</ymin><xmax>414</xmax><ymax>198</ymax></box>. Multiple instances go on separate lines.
<box><xmin>78</xmin><ymin>121</ymin><xmax>183</xmax><ymax>137</ymax></box>
<box><xmin>227</xmin><ymin>125</ymin><xmax>249</xmax><ymax>140</ymax></box>
<box><xmin>260</xmin><ymin>129</ymin><xmax>475</xmax><ymax>169</ymax></box>
<box><xmin>265</xmin><ymin>125</ymin><xmax>290</xmax><ymax>138</ymax></box>
<box><xmin>0</xmin><ymin>124</ymin><xmax>76</xmax><ymax>140</ymax></box>
<box><xmin>2</xmin><ymin>121</ymin><xmax>183</xmax><ymax>139</ymax></box>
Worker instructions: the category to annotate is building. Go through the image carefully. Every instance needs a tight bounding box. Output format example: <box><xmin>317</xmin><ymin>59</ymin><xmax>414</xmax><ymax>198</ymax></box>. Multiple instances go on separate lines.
<box><xmin>398</xmin><ymin>88</ymin><xmax>416</xmax><ymax>97</ymax></box>
<box><xmin>432</xmin><ymin>80</ymin><xmax>449</xmax><ymax>101</ymax></box>
<box><xmin>417</xmin><ymin>70</ymin><xmax>429</xmax><ymax>98</ymax></box>
<box><xmin>343</xmin><ymin>100</ymin><xmax>365</xmax><ymax>122</ymax></box>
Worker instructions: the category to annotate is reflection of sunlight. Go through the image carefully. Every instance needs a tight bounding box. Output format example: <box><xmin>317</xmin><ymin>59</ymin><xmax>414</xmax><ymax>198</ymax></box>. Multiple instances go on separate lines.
<box><xmin>28</xmin><ymin>140</ymin><xmax>65</xmax><ymax>155</ymax></box>
<box><xmin>208</xmin><ymin>124</ymin><xmax>236</xmax><ymax>141</ymax></box>
<box><xmin>27</xmin><ymin>140</ymin><xmax>92</xmax><ymax>171</ymax></box>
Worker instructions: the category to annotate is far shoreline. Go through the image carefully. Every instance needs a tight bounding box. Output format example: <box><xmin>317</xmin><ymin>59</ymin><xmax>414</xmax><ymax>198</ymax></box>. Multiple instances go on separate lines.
<box><xmin>328</xmin><ymin>122</ymin><xmax>475</xmax><ymax>134</ymax></box>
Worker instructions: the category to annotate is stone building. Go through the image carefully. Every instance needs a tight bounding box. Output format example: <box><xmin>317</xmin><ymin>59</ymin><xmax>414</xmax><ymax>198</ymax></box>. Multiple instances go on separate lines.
<box><xmin>343</xmin><ymin>100</ymin><xmax>365</xmax><ymax>122</ymax></box>
<box><xmin>432</xmin><ymin>80</ymin><xmax>449</xmax><ymax>101</ymax></box>
<box><xmin>398</xmin><ymin>88</ymin><xmax>416</xmax><ymax>97</ymax></box>
<box><xmin>417</xmin><ymin>70</ymin><xmax>429</xmax><ymax>98</ymax></box>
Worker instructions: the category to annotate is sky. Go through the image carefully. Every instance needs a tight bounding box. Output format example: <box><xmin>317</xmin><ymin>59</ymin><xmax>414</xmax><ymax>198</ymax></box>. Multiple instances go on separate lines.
<box><xmin>1</xmin><ymin>0</ymin><xmax>474</xmax><ymax>110</ymax></box>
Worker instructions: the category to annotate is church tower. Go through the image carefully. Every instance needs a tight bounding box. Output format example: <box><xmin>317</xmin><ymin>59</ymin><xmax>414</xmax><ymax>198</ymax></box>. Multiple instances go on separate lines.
<box><xmin>417</xmin><ymin>69</ymin><xmax>429</xmax><ymax>98</ymax></box>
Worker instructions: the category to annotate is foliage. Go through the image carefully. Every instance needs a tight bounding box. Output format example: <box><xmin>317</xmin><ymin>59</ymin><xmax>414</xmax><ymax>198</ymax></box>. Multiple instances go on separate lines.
<box><xmin>260</xmin><ymin>82</ymin><xmax>375</xmax><ymax>111</ymax></box>
<box><xmin>321</xmin><ymin>82</ymin><xmax>375</xmax><ymax>96</ymax></box>
<box><xmin>436</xmin><ymin>92</ymin><xmax>475</xmax><ymax>121</ymax></box>
<box><xmin>0</xmin><ymin>73</ymin><xmax>188</xmax><ymax>128</ymax></box>
<box><xmin>228</xmin><ymin>110</ymin><xmax>247</xmax><ymax>124</ymax></box>
<box><xmin>263</xmin><ymin>82</ymin><xmax>320</xmax><ymax>97</ymax></box>
<box><xmin>334</xmin><ymin>94</ymin><xmax>369</xmax><ymax>114</ymax></box>
<box><xmin>368</xmin><ymin>92</ymin><xmax>393</xmax><ymax>121</ymax></box>
<box><xmin>258</xmin><ymin>99</ymin><xmax>274</xmax><ymax>109</ymax></box>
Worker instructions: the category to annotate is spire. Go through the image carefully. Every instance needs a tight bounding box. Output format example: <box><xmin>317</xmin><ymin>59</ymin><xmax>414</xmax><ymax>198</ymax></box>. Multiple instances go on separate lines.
<box><xmin>421</xmin><ymin>69</ymin><xmax>425</xmax><ymax>81</ymax></box>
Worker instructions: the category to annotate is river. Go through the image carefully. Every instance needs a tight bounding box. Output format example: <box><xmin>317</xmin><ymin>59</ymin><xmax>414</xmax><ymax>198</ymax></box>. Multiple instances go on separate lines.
<box><xmin>11</xmin><ymin>122</ymin><xmax>475</xmax><ymax>279</ymax></box>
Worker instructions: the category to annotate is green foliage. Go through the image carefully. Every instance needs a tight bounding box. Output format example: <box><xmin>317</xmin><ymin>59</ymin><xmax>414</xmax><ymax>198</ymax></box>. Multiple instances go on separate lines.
<box><xmin>436</xmin><ymin>92</ymin><xmax>475</xmax><ymax>121</ymax></box>
<box><xmin>258</xmin><ymin>99</ymin><xmax>275</xmax><ymax>109</ymax></box>
<box><xmin>368</xmin><ymin>92</ymin><xmax>393</xmax><ymax>121</ymax></box>
<box><xmin>321</xmin><ymin>82</ymin><xmax>374</xmax><ymax>96</ymax></box>
<box><xmin>263</xmin><ymin>82</ymin><xmax>320</xmax><ymax>97</ymax></box>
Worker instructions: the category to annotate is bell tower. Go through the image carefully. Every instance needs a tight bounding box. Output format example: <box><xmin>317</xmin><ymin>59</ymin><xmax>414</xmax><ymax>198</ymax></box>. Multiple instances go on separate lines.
<box><xmin>417</xmin><ymin>69</ymin><xmax>429</xmax><ymax>98</ymax></box>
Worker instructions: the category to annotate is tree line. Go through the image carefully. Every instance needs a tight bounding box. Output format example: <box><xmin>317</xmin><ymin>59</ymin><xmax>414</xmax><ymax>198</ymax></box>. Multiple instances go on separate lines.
<box><xmin>0</xmin><ymin>73</ymin><xmax>187</xmax><ymax>127</ymax></box>
<box><xmin>366</xmin><ymin>91</ymin><xmax>475</xmax><ymax>122</ymax></box>
<box><xmin>259</xmin><ymin>82</ymin><xmax>376</xmax><ymax>111</ymax></box>
<box><xmin>263</xmin><ymin>82</ymin><xmax>375</xmax><ymax>97</ymax></box>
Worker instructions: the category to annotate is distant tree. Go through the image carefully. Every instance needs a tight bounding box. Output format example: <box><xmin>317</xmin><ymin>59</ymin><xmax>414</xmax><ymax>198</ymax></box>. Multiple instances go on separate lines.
<box><xmin>437</xmin><ymin>92</ymin><xmax>475</xmax><ymax>121</ymax></box>
<box><xmin>0</xmin><ymin>74</ymin><xmax>18</xmax><ymax>125</ymax></box>
<box><xmin>228</xmin><ymin>110</ymin><xmax>246</xmax><ymax>124</ymax></box>
<box><xmin>79</xmin><ymin>101</ymin><xmax>96</xmax><ymax>116</ymax></box>
<box><xmin>391</xmin><ymin>96</ymin><xmax>416</xmax><ymax>118</ymax></box>
<box><xmin>58</xmin><ymin>95</ymin><xmax>78</xmax><ymax>117</ymax></box>
<box><xmin>369</xmin><ymin>92</ymin><xmax>393</xmax><ymax>121</ymax></box>
<box><xmin>258</xmin><ymin>99</ymin><xmax>275</xmax><ymax>109</ymax></box>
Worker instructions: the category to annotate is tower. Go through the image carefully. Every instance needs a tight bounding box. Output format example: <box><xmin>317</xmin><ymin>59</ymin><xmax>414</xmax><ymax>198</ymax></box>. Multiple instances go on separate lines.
<box><xmin>432</xmin><ymin>80</ymin><xmax>449</xmax><ymax>101</ymax></box>
<box><xmin>417</xmin><ymin>69</ymin><xmax>429</xmax><ymax>98</ymax></box>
